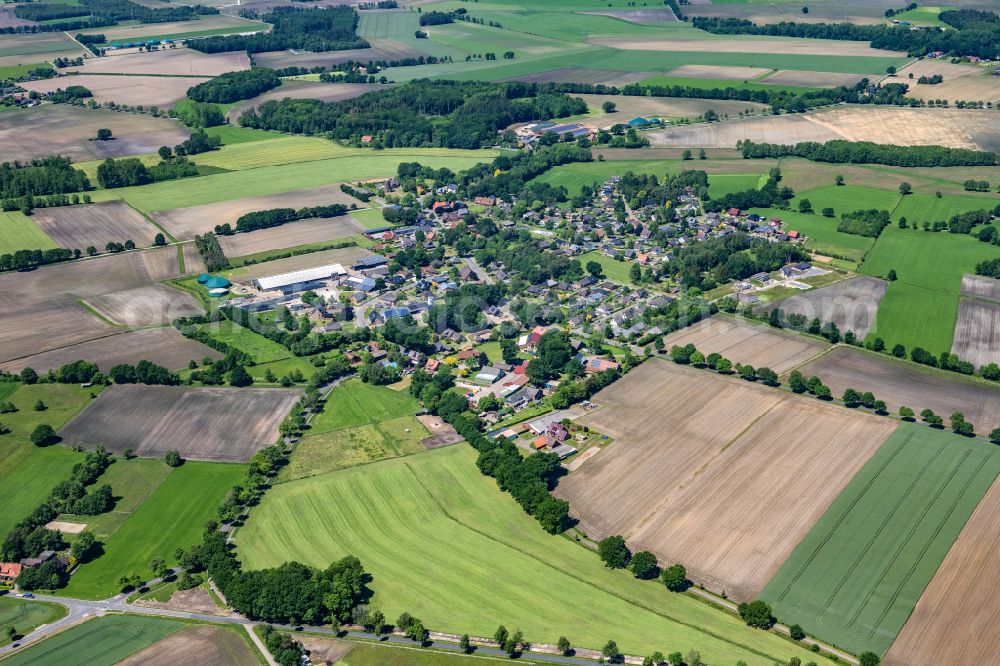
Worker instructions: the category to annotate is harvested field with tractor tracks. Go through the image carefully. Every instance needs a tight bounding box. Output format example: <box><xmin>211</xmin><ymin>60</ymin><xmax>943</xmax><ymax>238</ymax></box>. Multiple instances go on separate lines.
<box><xmin>66</xmin><ymin>48</ymin><xmax>249</xmax><ymax>77</ymax></box>
<box><xmin>116</xmin><ymin>625</ymin><xmax>257</xmax><ymax>666</ymax></box>
<box><xmin>761</xmin><ymin>276</ymin><xmax>888</xmax><ymax>339</ymax></box>
<box><xmin>31</xmin><ymin>201</ymin><xmax>158</xmax><ymax>250</ymax></box>
<box><xmin>218</xmin><ymin>215</ymin><xmax>365</xmax><ymax>258</ymax></box>
<box><xmin>951</xmin><ymin>298</ymin><xmax>1000</xmax><ymax>368</ymax></box>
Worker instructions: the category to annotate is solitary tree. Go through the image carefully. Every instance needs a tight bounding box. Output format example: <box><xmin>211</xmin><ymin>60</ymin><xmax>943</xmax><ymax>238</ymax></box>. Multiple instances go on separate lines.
<box><xmin>990</xmin><ymin>427</ymin><xmax>1000</xmax><ymax>444</ymax></box>
<box><xmin>153</xmin><ymin>233</ymin><xmax>166</xmax><ymax>246</ymax></box>
<box><xmin>33</xmin><ymin>399</ymin><xmax>46</xmax><ymax>412</ymax></box>
<box><xmin>834</xmin><ymin>174</ymin><xmax>844</xmax><ymax>186</ymax></box>
<box><xmin>682</xmin><ymin>149</ymin><xmax>692</xmax><ymax>160</ymax></box>
<box><xmin>597</xmin><ymin>535</ymin><xmax>631</xmax><ymax>569</ymax></box>
<box><xmin>859</xmin><ymin>652</ymin><xmax>881</xmax><ymax>666</ymax></box>
<box><xmin>30</xmin><ymin>424</ymin><xmax>57</xmax><ymax>446</ymax></box>
<box><xmin>149</xmin><ymin>557</ymin><xmax>169</xmax><ymax>579</ymax></box>
<box><xmin>630</xmin><ymin>550</ymin><xmax>660</xmax><ymax>579</ymax></box>
<box><xmin>96</xmin><ymin>128</ymin><xmax>113</xmax><ymax>141</ymax></box>
<box><xmin>602</xmin><ymin>640</ymin><xmax>621</xmax><ymax>663</ymax></box>
<box><xmin>557</xmin><ymin>636</ymin><xmax>572</xmax><ymax>656</ymax></box>
<box><xmin>494</xmin><ymin>625</ymin><xmax>508</xmax><ymax>647</ymax></box>
<box><xmin>661</xmin><ymin>563</ymin><xmax>688</xmax><ymax>591</ymax></box>
<box><xmin>789</xmin><ymin>624</ymin><xmax>806</xmax><ymax>640</ymax></box>
<box><xmin>899</xmin><ymin>181</ymin><xmax>912</xmax><ymax>195</ymax></box>
<box><xmin>459</xmin><ymin>634</ymin><xmax>471</xmax><ymax>653</ymax></box>
<box><xmin>602</xmin><ymin>101</ymin><xmax>617</xmax><ymax>113</ymax></box>
<box><xmin>164</xmin><ymin>450</ymin><xmax>183</xmax><ymax>467</ymax></box>
<box><xmin>369</xmin><ymin>610</ymin><xmax>386</xmax><ymax>637</ymax></box>
<box><xmin>887</xmin><ymin>269</ymin><xmax>897</xmax><ymax>281</ymax></box>
<box><xmin>737</xmin><ymin>600</ymin><xmax>775</xmax><ymax>629</ymax></box>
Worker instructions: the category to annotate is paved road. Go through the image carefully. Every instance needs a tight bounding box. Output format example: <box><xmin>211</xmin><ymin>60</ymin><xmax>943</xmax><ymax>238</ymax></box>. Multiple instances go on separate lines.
<box><xmin>463</xmin><ymin>256</ymin><xmax>494</xmax><ymax>285</ymax></box>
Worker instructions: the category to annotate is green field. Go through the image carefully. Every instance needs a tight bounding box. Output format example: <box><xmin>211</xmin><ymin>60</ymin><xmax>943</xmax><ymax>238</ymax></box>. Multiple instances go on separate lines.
<box><xmin>532</xmin><ymin>160</ymin><xmax>667</xmax><ymax>194</ymax></box>
<box><xmin>309</xmin><ymin>379</ymin><xmax>421</xmax><ymax>433</ymax></box>
<box><xmin>0</xmin><ymin>596</ymin><xmax>67</xmax><ymax>646</ymax></box>
<box><xmin>762</xmin><ymin>424</ymin><xmax>1000</xmax><ymax>656</ymax></box>
<box><xmin>708</xmin><ymin>173</ymin><xmax>763</xmax><ymax>198</ymax></box>
<box><xmin>0</xmin><ymin>62</ymin><xmax>53</xmax><ymax>81</ymax></box>
<box><xmin>639</xmin><ymin>75</ymin><xmax>817</xmax><ymax>94</ymax></box>
<box><xmin>892</xmin><ymin>5</ymin><xmax>955</xmax><ymax>27</ymax></box>
<box><xmin>58</xmin><ymin>458</ymin><xmax>172</xmax><ymax>538</ymax></box>
<box><xmin>892</xmin><ymin>192</ymin><xmax>1000</xmax><ymax>226</ymax></box>
<box><xmin>0</xmin><ymin>212</ymin><xmax>56</xmax><ymax>255</ymax></box>
<box><xmin>237</xmin><ymin>446</ymin><xmax>836</xmax><ymax>664</ymax></box>
<box><xmin>0</xmin><ymin>614</ymin><xmax>186</xmax><ymax>666</ymax></box>
<box><xmin>335</xmin><ymin>640</ymin><xmax>499</xmax><ymax>665</ymax></box>
<box><xmin>860</xmin><ymin>224</ymin><xmax>1000</xmax><ymax>352</ymax></box>
<box><xmin>197</xmin><ymin>320</ymin><xmax>292</xmax><ymax>364</ymax></box>
<box><xmin>0</xmin><ymin>384</ymin><xmax>97</xmax><ymax>536</ymax></box>
<box><xmin>350</xmin><ymin>207</ymin><xmax>390</xmax><ymax>230</ymax></box>
<box><xmin>64</xmin><ymin>462</ymin><xmax>245</xmax><ymax>599</ymax></box>
<box><xmin>748</xmin><ymin>208</ymin><xmax>875</xmax><ymax>263</ymax></box>
<box><xmin>204</xmin><ymin>125</ymin><xmax>283</xmax><ymax>145</ymax></box>
<box><xmin>792</xmin><ymin>185</ymin><xmax>902</xmax><ymax>219</ymax></box>
<box><xmin>117</xmin><ymin>149</ymin><xmax>497</xmax><ymax>212</ymax></box>
<box><xmin>578</xmin><ymin>251</ymin><xmax>635</xmax><ymax>284</ymax></box>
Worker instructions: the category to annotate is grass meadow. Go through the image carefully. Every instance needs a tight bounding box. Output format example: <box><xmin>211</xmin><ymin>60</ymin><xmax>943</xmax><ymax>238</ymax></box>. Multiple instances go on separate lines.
<box><xmin>639</xmin><ymin>75</ymin><xmax>817</xmax><ymax>94</ymax></box>
<box><xmin>309</xmin><ymin>379</ymin><xmax>421</xmax><ymax>433</ymax></box>
<box><xmin>197</xmin><ymin>320</ymin><xmax>293</xmax><ymax>364</ymax></box>
<box><xmin>748</xmin><ymin>208</ymin><xmax>875</xmax><ymax>264</ymax></box>
<box><xmin>0</xmin><ymin>614</ymin><xmax>186</xmax><ymax>666</ymax></box>
<box><xmin>236</xmin><ymin>446</ymin><xmax>838</xmax><ymax>665</ymax></box>
<box><xmin>578</xmin><ymin>251</ymin><xmax>635</xmax><ymax>284</ymax></box>
<box><xmin>860</xmin><ymin>224</ymin><xmax>1000</xmax><ymax>352</ymax></box>
<box><xmin>762</xmin><ymin>423</ymin><xmax>1000</xmax><ymax>656</ymax></box>
<box><xmin>0</xmin><ymin>212</ymin><xmax>55</xmax><ymax>254</ymax></box>
<box><xmin>58</xmin><ymin>458</ymin><xmax>172</xmax><ymax>538</ymax></box>
<box><xmin>64</xmin><ymin>461</ymin><xmax>245</xmax><ymax>599</ymax></box>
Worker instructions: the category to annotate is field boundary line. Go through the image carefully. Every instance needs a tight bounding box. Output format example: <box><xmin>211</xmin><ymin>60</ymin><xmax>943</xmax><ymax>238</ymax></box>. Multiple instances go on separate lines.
<box><xmin>770</xmin><ymin>431</ymin><xmax>911</xmax><ymax>604</ymax></box>
<box><xmin>402</xmin><ymin>461</ymin><xmax>796</xmax><ymax>665</ymax></box>
<box><xmin>122</xmin><ymin>201</ymin><xmax>176</xmax><ymax>242</ymax></box>
<box><xmin>855</xmin><ymin>450</ymin><xmax>994</xmax><ymax>638</ymax></box>
<box><xmin>815</xmin><ymin>435</ymin><xmax>943</xmax><ymax>619</ymax></box>
<box><xmin>76</xmin><ymin>299</ymin><xmax>127</xmax><ymax>328</ymax></box>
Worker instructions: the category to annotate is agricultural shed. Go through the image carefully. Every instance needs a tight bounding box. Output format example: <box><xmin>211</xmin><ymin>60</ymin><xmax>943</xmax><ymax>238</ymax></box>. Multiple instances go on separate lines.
<box><xmin>253</xmin><ymin>263</ymin><xmax>346</xmax><ymax>293</ymax></box>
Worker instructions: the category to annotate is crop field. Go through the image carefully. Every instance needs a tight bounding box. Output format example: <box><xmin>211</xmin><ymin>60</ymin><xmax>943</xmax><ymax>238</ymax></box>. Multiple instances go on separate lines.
<box><xmin>575</xmin><ymin>93</ymin><xmax>766</xmax><ymax>124</ymax></box>
<box><xmin>651</xmin><ymin>106</ymin><xmax>1000</xmax><ymax>151</ymax></box>
<box><xmin>891</xmin><ymin>191</ymin><xmax>999</xmax><ymax>225</ymax></box>
<box><xmin>77</xmin><ymin>15</ymin><xmax>262</xmax><ymax>43</ymax></box>
<box><xmin>0</xmin><ymin>106</ymin><xmax>190</xmax><ymax>164</ymax></box>
<box><xmin>20</xmin><ymin>74</ymin><xmax>210</xmax><ymax>109</ymax></box>
<box><xmin>236</xmin><ymin>445</ymin><xmax>837</xmax><ymax>664</ymax></box>
<box><xmin>85</xmin><ymin>284</ymin><xmax>205</xmax><ymax>327</ymax></box>
<box><xmin>225</xmin><ymin>81</ymin><xmax>379</xmax><ymax>123</ymax></box>
<box><xmin>792</xmin><ymin>185</ymin><xmax>901</xmax><ymax>218</ymax></box>
<box><xmin>0</xmin><ymin>596</ymin><xmax>66</xmax><ymax>647</ymax></box>
<box><xmin>660</xmin><ymin>316</ymin><xmax>829</xmax><ymax>374</ymax></box>
<box><xmin>798</xmin><ymin>345</ymin><xmax>1000</xmax><ymax>433</ymax></box>
<box><xmin>64</xmin><ymin>461</ymin><xmax>245</xmax><ymax>599</ymax></box>
<box><xmin>0</xmin><ymin>211</ymin><xmax>55</xmax><ymax>254</ymax></box>
<box><xmin>310</xmin><ymin>379</ymin><xmax>421</xmax><ymax>432</ymax></box>
<box><xmin>67</xmin><ymin>48</ymin><xmax>249</xmax><ymax>77</ymax></box>
<box><xmin>898</xmin><ymin>60</ymin><xmax>1000</xmax><ymax>104</ymax></box>
<box><xmin>758</xmin><ymin>69</ymin><xmax>863</xmax><ymax>88</ymax></box>
<box><xmin>762</xmin><ymin>424</ymin><xmax>1000</xmax><ymax>656</ymax></box>
<box><xmin>0</xmin><ymin>614</ymin><xmax>187</xmax><ymax>666</ymax></box>
<box><xmin>153</xmin><ymin>182</ymin><xmax>366</xmax><ymax>240</ymax></box>
<box><xmin>884</xmin><ymin>471</ymin><xmax>1000</xmax><ymax>665</ymax></box>
<box><xmin>860</xmin><ymin>224</ymin><xmax>1000</xmax><ymax>352</ymax></box>
<box><xmin>503</xmin><ymin>67</ymin><xmax>655</xmax><ymax>86</ymax></box>
<box><xmin>117</xmin><ymin>625</ymin><xmax>262</xmax><ymax>666</ymax></box>
<box><xmin>951</xmin><ymin>299</ymin><xmax>1000</xmax><ymax>368</ymax></box>
<box><xmin>59</xmin><ymin>384</ymin><xmax>301</xmax><ymax>462</ymax></box>
<box><xmin>663</xmin><ymin>64</ymin><xmax>771</xmax><ymax>80</ymax></box>
<box><xmin>761</xmin><ymin>276</ymin><xmax>888</xmax><ymax>339</ymax></box>
<box><xmin>31</xmin><ymin>201</ymin><xmax>158</xmax><ymax>250</ymax></box>
<box><xmin>0</xmin><ymin>32</ymin><xmax>84</xmax><ymax>68</ymax></box>
<box><xmin>189</xmin><ymin>136</ymin><xmax>353</xmax><ymax>171</ymax></box>
<box><xmin>556</xmin><ymin>360</ymin><xmax>896</xmax><ymax>601</ymax></box>
<box><xmin>590</xmin><ymin>35</ymin><xmax>905</xmax><ymax>59</ymax></box>
<box><xmin>118</xmin><ymin>148</ymin><xmax>497</xmax><ymax>212</ymax></box>
<box><xmin>1</xmin><ymin>327</ymin><xmax>220</xmax><ymax>374</ymax></box>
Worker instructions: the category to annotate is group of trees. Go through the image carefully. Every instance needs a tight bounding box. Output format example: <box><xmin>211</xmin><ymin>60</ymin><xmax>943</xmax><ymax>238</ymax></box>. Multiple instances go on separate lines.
<box><xmin>47</xmin><ymin>85</ymin><xmax>93</xmax><ymax>104</ymax></box>
<box><xmin>597</xmin><ymin>535</ymin><xmax>688</xmax><ymax>585</ymax></box>
<box><xmin>13</xmin><ymin>0</ymin><xmax>217</xmax><ymax>28</ymax></box>
<box><xmin>0</xmin><ymin>157</ymin><xmax>91</xmax><ymax>199</ymax></box>
<box><xmin>233</xmin><ymin>203</ymin><xmax>350</xmax><ymax>233</ymax></box>
<box><xmin>172</xmin><ymin>100</ymin><xmax>225</xmax><ymax>128</ymax></box>
<box><xmin>95</xmin><ymin>156</ymin><xmax>198</xmax><ymax>189</ymax></box>
<box><xmin>670</xmin><ymin>231</ymin><xmax>808</xmax><ymax>293</ymax></box>
<box><xmin>837</xmin><ymin>209</ymin><xmax>892</xmax><ymax>238</ymax></box>
<box><xmin>189</xmin><ymin>7</ymin><xmax>368</xmax><ymax>54</ymax></box>
<box><xmin>0</xmin><ymin>247</ymin><xmax>77</xmax><ymax>272</ymax></box>
<box><xmin>194</xmin><ymin>232</ymin><xmax>229</xmax><ymax>272</ymax></box>
<box><xmin>740</xmin><ymin>139</ymin><xmax>999</xmax><ymax>167</ymax></box>
<box><xmin>187</xmin><ymin>69</ymin><xmax>282</xmax><ymax>104</ymax></box>
<box><xmin>238</xmin><ymin>80</ymin><xmax>588</xmax><ymax>149</ymax></box>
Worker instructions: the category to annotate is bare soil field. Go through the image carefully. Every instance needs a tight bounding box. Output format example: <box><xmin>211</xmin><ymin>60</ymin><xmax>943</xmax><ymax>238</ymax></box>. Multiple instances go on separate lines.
<box><xmin>225</xmin><ymin>81</ymin><xmax>379</xmax><ymax>122</ymax></box>
<box><xmin>798</xmin><ymin>346</ymin><xmax>1000</xmax><ymax>433</ymax></box>
<box><xmin>79</xmin><ymin>15</ymin><xmax>261</xmax><ymax>42</ymax></box>
<box><xmin>20</xmin><ymin>74</ymin><xmax>210</xmax><ymax>109</ymax></box>
<box><xmin>67</xmin><ymin>48</ymin><xmax>249</xmax><ymax>77</ymax></box>
<box><xmin>31</xmin><ymin>201</ymin><xmax>158</xmax><ymax>249</ymax></box>
<box><xmin>299</xmin><ymin>636</ymin><xmax>354</xmax><ymax>665</ymax></box>
<box><xmin>117</xmin><ymin>625</ymin><xmax>257</xmax><ymax>666</ymax></box>
<box><xmin>664</xmin><ymin>64</ymin><xmax>771</xmax><ymax>81</ymax></box>
<box><xmin>502</xmin><ymin>68</ymin><xmax>656</xmax><ymax>86</ymax></box>
<box><xmin>153</xmin><ymin>184</ymin><xmax>364</xmax><ymax>240</ymax></box>
<box><xmin>555</xmin><ymin>360</ymin><xmax>895</xmax><ymax>601</ymax></box>
<box><xmin>0</xmin><ymin>106</ymin><xmax>190</xmax><ymax>163</ymax></box>
<box><xmin>960</xmin><ymin>273</ymin><xmax>1000</xmax><ymax>302</ymax></box>
<box><xmin>576</xmin><ymin>95</ymin><xmax>766</xmax><ymax>124</ymax></box>
<box><xmin>233</xmin><ymin>245</ymin><xmax>372</xmax><ymax>283</ymax></box>
<box><xmin>761</xmin><ymin>276</ymin><xmax>888</xmax><ymax>339</ymax></box>
<box><xmin>85</xmin><ymin>284</ymin><xmax>205</xmax><ymax>326</ymax></box>
<box><xmin>135</xmin><ymin>587</ymin><xmax>233</xmax><ymax>616</ymax></box>
<box><xmin>417</xmin><ymin>414</ymin><xmax>463</xmax><ymax>448</ymax></box>
<box><xmin>758</xmin><ymin>70</ymin><xmax>863</xmax><ymax>88</ymax></box>
<box><xmin>0</xmin><ymin>33</ymin><xmax>85</xmax><ymax>67</ymax></box>
<box><xmin>682</xmin><ymin>0</ymin><xmax>904</xmax><ymax>26</ymax></box>
<box><xmin>660</xmin><ymin>316</ymin><xmax>828</xmax><ymax>374</ymax></box>
<box><xmin>951</xmin><ymin>299</ymin><xmax>1000</xmax><ymax>368</ymax></box>
<box><xmin>45</xmin><ymin>520</ymin><xmax>87</xmax><ymax>534</ymax></box>
<box><xmin>1</xmin><ymin>327</ymin><xmax>220</xmax><ymax>374</ymax></box>
<box><xmin>59</xmin><ymin>384</ymin><xmax>301</xmax><ymax>462</ymax></box>
<box><xmin>582</xmin><ymin>8</ymin><xmax>678</xmax><ymax>24</ymax></box>
<box><xmin>219</xmin><ymin>216</ymin><xmax>365</xmax><ymax>258</ymax></box>
<box><xmin>181</xmin><ymin>242</ymin><xmax>207</xmax><ymax>274</ymax></box>
<box><xmin>588</xmin><ymin>36</ymin><xmax>904</xmax><ymax>57</ymax></box>
<box><xmin>651</xmin><ymin>106</ymin><xmax>1000</xmax><ymax>151</ymax></box>
<box><xmin>885</xmin><ymin>471</ymin><xmax>1000</xmax><ymax>665</ymax></box>
<box><xmin>897</xmin><ymin>60</ymin><xmax>1000</xmax><ymax>103</ymax></box>
<box><xmin>0</xmin><ymin>246</ymin><xmax>198</xmax><ymax>362</ymax></box>
<box><xmin>0</xmin><ymin>9</ymin><xmax>34</xmax><ymax>28</ymax></box>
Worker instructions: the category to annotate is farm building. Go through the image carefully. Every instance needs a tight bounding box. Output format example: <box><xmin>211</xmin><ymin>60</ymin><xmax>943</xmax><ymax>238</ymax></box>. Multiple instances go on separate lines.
<box><xmin>253</xmin><ymin>263</ymin><xmax>346</xmax><ymax>294</ymax></box>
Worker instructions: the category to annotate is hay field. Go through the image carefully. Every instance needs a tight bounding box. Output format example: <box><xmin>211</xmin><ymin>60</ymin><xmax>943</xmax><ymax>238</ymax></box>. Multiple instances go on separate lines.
<box><xmin>763</xmin><ymin>423</ymin><xmax>1000</xmax><ymax>657</ymax></box>
<box><xmin>884</xmin><ymin>472</ymin><xmax>1000</xmax><ymax>665</ymax></box>
<box><xmin>153</xmin><ymin>183</ymin><xmax>364</xmax><ymax>240</ymax></box>
<box><xmin>225</xmin><ymin>81</ymin><xmax>379</xmax><ymax>122</ymax></box>
<box><xmin>67</xmin><ymin>48</ymin><xmax>249</xmax><ymax>77</ymax></box>
<box><xmin>663</xmin><ymin>64</ymin><xmax>771</xmax><ymax>80</ymax></box>
<box><xmin>31</xmin><ymin>201</ymin><xmax>158</xmax><ymax>249</ymax></box>
<box><xmin>59</xmin><ymin>384</ymin><xmax>301</xmax><ymax>462</ymax></box>
<box><xmin>117</xmin><ymin>625</ymin><xmax>260</xmax><ymax>666</ymax></box>
<box><xmin>20</xmin><ymin>74</ymin><xmax>210</xmax><ymax>108</ymax></box>
<box><xmin>230</xmin><ymin>245</ymin><xmax>372</xmax><ymax>283</ymax></box>
<box><xmin>660</xmin><ymin>316</ymin><xmax>828</xmax><ymax>374</ymax></box>
<box><xmin>1</xmin><ymin>327</ymin><xmax>220</xmax><ymax>374</ymax></box>
<box><xmin>651</xmin><ymin>106</ymin><xmax>1000</xmax><ymax>151</ymax></box>
<box><xmin>219</xmin><ymin>216</ymin><xmax>365</xmax><ymax>258</ymax></box>
<box><xmin>0</xmin><ymin>106</ymin><xmax>190</xmax><ymax>163</ymax></box>
<box><xmin>0</xmin><ymin>211</ymin><xmax>55</xmax><ymax>254</ymax></box>
<box><xmin>799</xmin><ymin>346</ymin><xmax>1000</xmax><ymax>433</ymax></box>
<box><xmin>556</xmin><ymin>360</ymin><xmax>896</xmax><ymax>601</ymax></box>
<box><xmin>898</xmin><ymin>60</ymin><xmax>1000</xmax><ymax>103</ymax></box>
<box><xmin>758</xmin><ymin>70</ymin><xmax>863</xmax><ymax>88</ymax></box>
<box><xmin>236</xmin><ymin>446</ymin><xmax>838</xmax><ymax>665</ymax></box>
<box><xmin>502</xmin><ymin>67</ymin><xmax>655</xmax><ymax>86</ymax></box>
<box><xmin>961</xmin><ymin>273</ymin><xmax>1000</xmax><ymax>302</ymax></box>
<box><xmin>762</xmin><ymin>276</ymin><xmax>888</xmax><ymax>339</ymax></box>
<box><xmin>952</xmin><ymin>299</ymin><xmax>1000</xmax><ymax>368</ymax></box>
